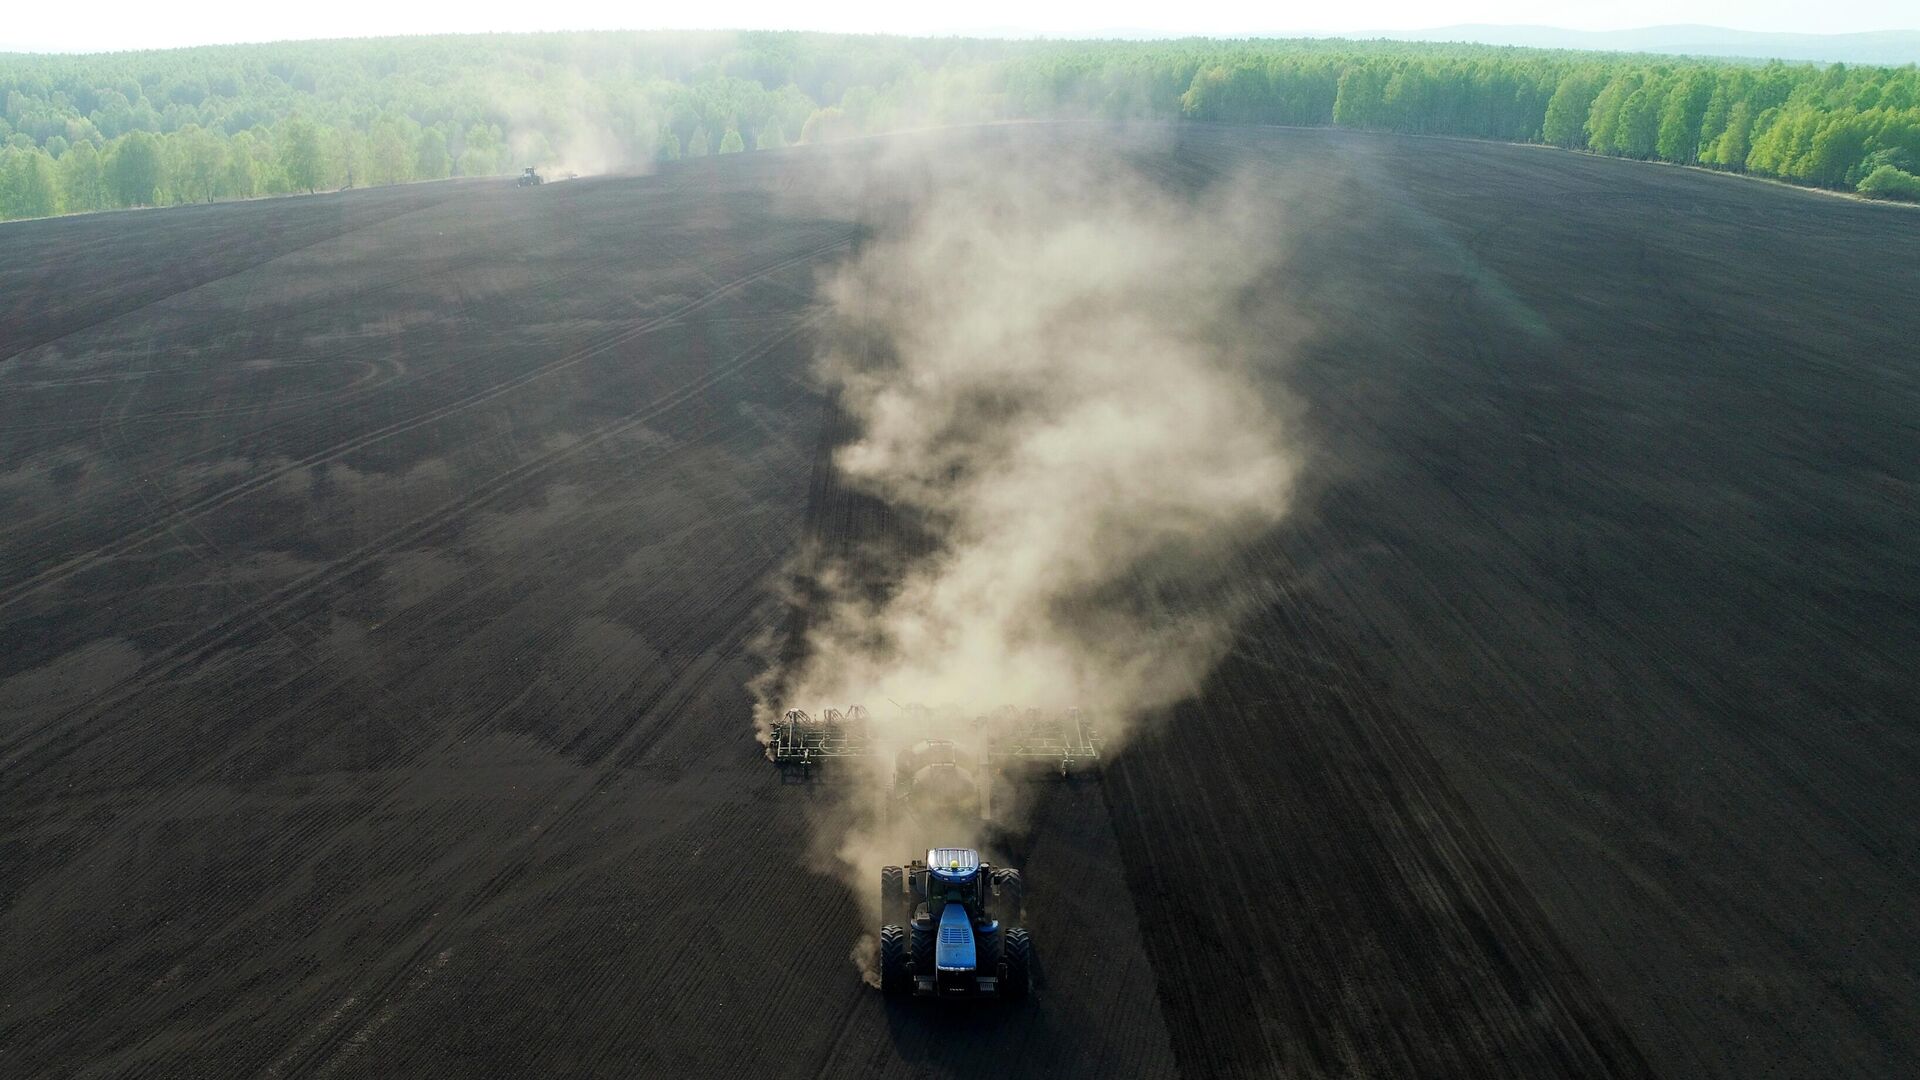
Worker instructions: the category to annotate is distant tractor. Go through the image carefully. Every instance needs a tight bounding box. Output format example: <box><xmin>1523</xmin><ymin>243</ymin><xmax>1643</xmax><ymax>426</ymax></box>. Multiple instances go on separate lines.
<box><xmin>879</xmin><ymin>847</ymin><xmax>1031</xmax><ymax>999</ymax></box>
<box><xmin>518</xmin><ymin>167</ymin><xmax>544</xmax><ymax>187</ymax></box>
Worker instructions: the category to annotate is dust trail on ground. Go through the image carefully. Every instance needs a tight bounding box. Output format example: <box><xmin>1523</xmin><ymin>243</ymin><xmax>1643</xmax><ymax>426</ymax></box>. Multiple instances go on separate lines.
<box><xmin>752</xmin><ymin>141</ymin><xmax>1301</xmax><ymax>978</ymax></box>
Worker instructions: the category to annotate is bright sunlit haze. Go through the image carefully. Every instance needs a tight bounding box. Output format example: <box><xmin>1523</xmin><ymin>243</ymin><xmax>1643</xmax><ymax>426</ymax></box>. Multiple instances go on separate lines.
<box><xmin>2</xmin><ymin>1</ymin><xmax>1916</xmax><ymax>52</ymax></box>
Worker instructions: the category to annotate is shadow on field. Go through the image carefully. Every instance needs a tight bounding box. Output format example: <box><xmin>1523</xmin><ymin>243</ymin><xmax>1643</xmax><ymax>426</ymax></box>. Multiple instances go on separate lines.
<box><xmin>879</xmin><ymin>977</ymin><xmax>1063</xmax><ymax>1073</ymax></box>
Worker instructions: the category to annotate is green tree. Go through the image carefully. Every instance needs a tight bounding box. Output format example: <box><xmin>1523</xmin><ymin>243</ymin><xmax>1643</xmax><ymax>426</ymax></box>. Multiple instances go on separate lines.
<box><xmin>718</xmin><ymin>127</ymin><xmax>745</xmax><ymax>153</ymax></box>
<box><xmin>368</xmin><ymin>122</ymin><xmax>412</xmax><ymax>185</ymax></box>
<box><xmin>1702</xmin><ymin>100</ymin><xmax>1755</xmax><ymax>169</ymax></box>
<box><xmin>1800</xmin><ymin>115</ymin><xmax>1868</xmax><ymax>186</ymax></box>
<box><xmin>755</xmin><ymin>117</ymin><xmax>786</xmax><ymax>150</ymax></box>
<box><xmin>58</xmin><ymin>140</ymin><xmax>107</xmax><ymax>211</ymax></box>
<box><xmin>1618</xmin><ymin>85</ymin><xmax>1663</xmax><ymax>159</ymax></box>
<box><xmin>246</xmin><ymin>127</ymin><xmax>289</xmax><ymax>194</ymax></box>
<box><xmin>1332</xmin><ymin>65</ymin><xmax>1386</xmax><ymax>128</ymax></box>
<box><xmin>1656</xmin><ymin>71</ymin><xmax>1716</xmax><ymax>163</ymax></box>
<box><xmin>1743</xmin><ymin>107</ymin><xmax>1792</xmax><ymax>174</ymax></box>
<box><xmin>1748</xmin><ymin>107</ymin><xmax>1820</xmax><ymax>178</ymax></box>
<box><xmin>279</xmin><ymin>115</ymin><xmax>325</xmax><ymax>193</ymax></box>
<box><xmin>223</xmin><ymin>131</ymin><xmax>259</xmax><ymax>198</ymax></box>
<box><xmin>415</xmin><ymin>127</ymin><xmax>451</xmax><ymax>179</ymax></box>
<box><xmin>1183</xmin><ymin>62</ymin><xmax>1280</xmax><ymax>124</ymax></box>
<box><xmin>657</xmin><ymin>129</ymin><xmax>681</xmax><ymax>162</ymax></box>
<box><xmin>64</xmin><ymin>115</ymin><xmax>103</xmax><ymax>149</ymax></box>
<box><xmin>1696</xmin><ymin>77</ymin><xmax>1737</xmax><ymax>152</ymax></box>
<box><xmin>173</xmin><ymin>126</ymin><xmax>227</xmax><ymax>203</ymax></box>
<box><xmin>459</xmin><ymin>123</ymin><xmax>499</xmax><ymax>176</ymax></box>
<box><xmin>1857</xmin><ymin>163</ymin><xmax>1920</xmax><ymax>200</ymax></box>
<box><xmin>0</xmin><ymin>148</ymin><xmax>20</xmax><ymax>218</ymax></box>
<box><xmin>2</xmin><ymin>147</ymin><xmax>61</xmax><ymax>219</ymax></box>
<box><xmin>326</xmin><ymin>128</ymin><xmax>365</xmax><ymax>188</ymax></box>
<box><xmin>107</xmin><ymin>130</ymin><xmax>162</xmax><ymax>206</ymax></box>
<box><xmin>1542</xmin><ymin>71</ymin><xmax>1604</xmax><ymax>148</ymax></box>
<box><xmin>1585</xmin><ymin>72</ymin><xmax>1640</xmax><ymax>155</ymax></box>
<box><xmin>686</xmin><ymin>127</ymin><xmax>710</xmax><ymax>156</ymax></box>
<box><xmin>1381</xmin><ymin>68</ymin><xmax>1434</xmax><ymax>133</ymax></box>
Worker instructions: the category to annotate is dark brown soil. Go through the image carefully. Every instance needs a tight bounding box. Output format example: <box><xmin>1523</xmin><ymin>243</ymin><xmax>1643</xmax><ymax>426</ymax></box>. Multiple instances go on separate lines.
<box><xmin>1</xmin><ymin>125</ymin><xmax>1914</xmax><ymax>1079</ymax></box>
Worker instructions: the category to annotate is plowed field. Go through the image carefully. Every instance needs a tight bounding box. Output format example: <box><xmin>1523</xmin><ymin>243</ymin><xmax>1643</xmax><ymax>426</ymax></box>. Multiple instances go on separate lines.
<box><xmin>3</xmin><ymin>125</ymin><xmax>1914</xmax><ymax>1079</ymax></box>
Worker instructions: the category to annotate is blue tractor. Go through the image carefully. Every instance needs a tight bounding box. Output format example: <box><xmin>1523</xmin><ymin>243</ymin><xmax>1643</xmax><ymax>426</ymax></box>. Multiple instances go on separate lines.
<box><xmin>878</xmin><ymin>848</ymin><xmax>1032</xmax><ymax>999</ymax></box>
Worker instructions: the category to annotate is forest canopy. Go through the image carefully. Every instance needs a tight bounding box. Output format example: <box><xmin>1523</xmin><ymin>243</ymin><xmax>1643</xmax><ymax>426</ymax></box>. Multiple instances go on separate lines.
<box><xmin>3</xmin><ymin>31</ymin><xmax>1918</xmax><ymax>221</ymax></box>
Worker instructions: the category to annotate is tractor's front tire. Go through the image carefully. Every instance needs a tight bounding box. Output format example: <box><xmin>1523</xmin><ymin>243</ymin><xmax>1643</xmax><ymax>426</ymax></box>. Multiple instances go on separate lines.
<box><xmin>1001</xmin><ymin>927</ymin><xmax>1032</xmax><ymax>1000</ymax></box>
<box><xmin>910</xmin><ymin>920</ymin><xmax>935</xmax><ymax>973</ymax></box>
<box><xmin>879</xmin><ymin>924</ymin><xmax>910</xmax><ymax>996</ymax></box>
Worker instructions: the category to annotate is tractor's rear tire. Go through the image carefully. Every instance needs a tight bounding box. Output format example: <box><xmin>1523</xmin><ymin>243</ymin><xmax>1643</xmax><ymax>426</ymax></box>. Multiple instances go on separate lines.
<box><xmin>992</xmin><ymin>868</ymin><xmax>1025</xmax><ymax>921</ymax></box>
<box><xmin>1001</xmin><ymin>927</ymin><xmax>1032</xmax><ymax>1000</ymax></box>
<box><xmin>880</xmin><ymin>865</ymin><xmax>905</xmax><ymax>924</ymax></box>
<box><xmin>910</xmin><ymin>920</ymin><xmax>935</xmax><ymax>973</ymax></box>
<box><xmin>879</xmin><ymin>925</ymin><xmax>910</xmax><ymax>996</ymax></box>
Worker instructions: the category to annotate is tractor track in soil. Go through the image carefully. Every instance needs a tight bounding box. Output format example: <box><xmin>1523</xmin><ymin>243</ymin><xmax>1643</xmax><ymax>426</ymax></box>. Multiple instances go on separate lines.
<box><xmin>2</xmin><ymin>126</ymin><xmax>1915</xmax><ymax>1079</ymax></box>
<box><xmin>0</xmin><ymin>235</ymin><xmax>849</xmax><ymax>615</ymax></box>
<box><xmin>0</xmin><ymin>301</ymin><xmax>830</xmax><ymax>780</ymax></box>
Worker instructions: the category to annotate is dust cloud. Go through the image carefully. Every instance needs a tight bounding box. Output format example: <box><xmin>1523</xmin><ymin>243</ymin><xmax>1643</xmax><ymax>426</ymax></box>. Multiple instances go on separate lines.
<box><xmin>754</xmin><ymin>142</ymin><xmax>1300</xmax><ymax>976</ymax></box>
<box><xmin>505</xmin><ymin>95</ymin><xmax>654</xmax><ymax>179</ymax></box>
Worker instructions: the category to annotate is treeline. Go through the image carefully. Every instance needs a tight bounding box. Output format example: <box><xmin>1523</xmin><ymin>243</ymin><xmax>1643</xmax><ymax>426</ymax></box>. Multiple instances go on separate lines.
<box><xmin>3</xmin><ymin>32</ymin><xmax>1919</xmax><ymax>222</ymax></box>
<box><xmin>1177</xmin><ymin>47</ymin><xmax>1920</xmax><ymax>194</ymax></box>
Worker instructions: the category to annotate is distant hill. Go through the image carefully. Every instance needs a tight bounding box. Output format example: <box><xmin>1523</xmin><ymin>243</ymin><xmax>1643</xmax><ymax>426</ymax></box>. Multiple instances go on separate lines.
<box><xmin>1365</xmin><ymin>24</ymin><xmax>1920</xmax><ymax>65</ymax></box>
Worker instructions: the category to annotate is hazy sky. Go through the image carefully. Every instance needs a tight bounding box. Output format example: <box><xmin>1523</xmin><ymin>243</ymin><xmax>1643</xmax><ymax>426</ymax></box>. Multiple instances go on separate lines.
<box><xmin>4</xmin><ymin>1</ymin><xmax>1914</xmax><ymax>53</ymax></box>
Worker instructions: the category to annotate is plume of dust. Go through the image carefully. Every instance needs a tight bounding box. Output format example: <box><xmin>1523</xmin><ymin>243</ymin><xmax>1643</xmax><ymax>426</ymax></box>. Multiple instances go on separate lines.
<box><xmin>756</xmin><ymin>140</ymin><xmax>1300</xmax><ymax>984</ymax></box>
<box><xmin>496</xmin><ymin>64</ymin><xmax>674</xmax><ymax>178</ymax></box>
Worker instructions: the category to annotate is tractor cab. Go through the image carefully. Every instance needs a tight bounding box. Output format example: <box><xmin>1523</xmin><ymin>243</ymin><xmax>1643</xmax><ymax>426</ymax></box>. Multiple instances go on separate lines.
<box><xmin>922</xmin><ymin>849</ymin><xmax>982</xmax><ymax>919</ymax></box>
<box><xmin>927</xmin><ymin>847</ymin><xmax>981</xmax><ymax>893</ymax></box>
